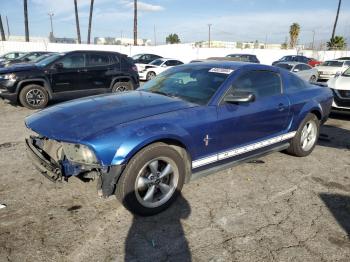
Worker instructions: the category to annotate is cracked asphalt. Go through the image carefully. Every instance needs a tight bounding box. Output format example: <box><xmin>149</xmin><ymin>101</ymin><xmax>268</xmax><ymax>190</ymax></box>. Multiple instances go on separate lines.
<box><xmin>0</xmin><ymin>98</ymin><xmax>350</xmax><ymax>262</ymax></box>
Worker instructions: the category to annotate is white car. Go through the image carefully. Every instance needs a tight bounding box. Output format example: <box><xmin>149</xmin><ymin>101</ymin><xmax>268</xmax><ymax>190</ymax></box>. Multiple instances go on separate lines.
<box><xmin>317</xmin><ymin>60</ymin><xmax>350</xmax><ymax>80</ymax></box>
<box><xmin>275</xmin><ymin>62</ymin><xmax>318</xmax><ymax>82</ymax></box>
<box><xmin>327</xmin><ymin>67</ymin><xmax>350</xmax><ymax>110</ymax></box>
<box><xmin>139</xmin><ymin>58</ymin><xmax>184</xmax><ymax>81</ymax></box>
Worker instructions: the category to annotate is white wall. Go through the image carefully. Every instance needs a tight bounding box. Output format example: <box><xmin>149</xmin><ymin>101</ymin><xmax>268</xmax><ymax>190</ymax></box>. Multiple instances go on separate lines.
<box><xmin>1</xmin><ymin>41</ymin><xmax>349</xmax><ymax>66</ymax></box>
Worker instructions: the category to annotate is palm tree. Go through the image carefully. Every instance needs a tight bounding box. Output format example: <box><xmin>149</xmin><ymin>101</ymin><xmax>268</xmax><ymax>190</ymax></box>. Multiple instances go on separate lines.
<box><xmin>87</xmin><ymin>0</ymin><xmax>94</xmax><ymax>44</ymax></box>
<box><xmin>327</xmin><ymin>36</ymin><xmax>347</xmax><ymax>50</ymax></box>
<box><xmin>74</xmin><ymin>0</ymin><xmax>81</xmax><ymax>44</ymax></box>
<box><xmin>331</xmin><ymin>0</ymin><xmax>342</xmax><ymax>40</ymax></box>
<box><xmin>166</xmin><ymin>33</ymin><xmax>181</xmax><ymax>44</ymax></box>
<box><xmin>23</xmin><ymin>0</ymin><xmax>29</xmax><ymax>42</ymax></box>
<box><xmin>134</xmin><ymin>0</ymin><xmax>137</xmax><ymax>46</ymax></box>
<box><xmin>289</xmin><ymin>23</ymin><xmax>300</xmax><ymax>48</ymax></box>
<box><xmin>0</xmin><ymin>15</ymin><xmax>6</xmax><ymax>41</ymax></box>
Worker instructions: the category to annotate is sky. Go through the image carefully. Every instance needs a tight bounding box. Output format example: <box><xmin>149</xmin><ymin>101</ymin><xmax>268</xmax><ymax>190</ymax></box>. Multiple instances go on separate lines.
<box><xmin>0</xmin><ymin>0</ymin><xmax>350</xmax><ymax>45</ymax></box>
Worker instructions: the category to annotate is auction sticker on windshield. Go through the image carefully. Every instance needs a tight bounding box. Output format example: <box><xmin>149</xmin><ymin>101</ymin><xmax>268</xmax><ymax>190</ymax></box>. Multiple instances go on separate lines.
<box><xmin>209</xmin><ymin>68</ymin><xmax>234</xmax><ymax>74</ymax></box>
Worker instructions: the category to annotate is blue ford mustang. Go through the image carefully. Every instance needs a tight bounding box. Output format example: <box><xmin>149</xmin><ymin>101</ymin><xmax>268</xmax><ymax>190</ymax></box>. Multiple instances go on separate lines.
<box><xmin>25</xmin><ymin>61</ymin><xmax>333</xmax><ymax>216</ymax></box>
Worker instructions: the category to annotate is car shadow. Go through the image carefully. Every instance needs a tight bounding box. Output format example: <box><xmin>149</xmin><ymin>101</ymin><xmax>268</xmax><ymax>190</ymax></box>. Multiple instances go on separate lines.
<box><xmin>318</xmin><ymin>123</ymin><xmax>350</xmax><ymax>151</ymax></box>
<box><xmin>124</xmin><ymin>193</ymin><xmax>192</xmax><ymax>262</ymax></box>
<box><xmin>319</xmin><ymin>193</ymin><xmax>350</xmax><ymax>238</ymax></box>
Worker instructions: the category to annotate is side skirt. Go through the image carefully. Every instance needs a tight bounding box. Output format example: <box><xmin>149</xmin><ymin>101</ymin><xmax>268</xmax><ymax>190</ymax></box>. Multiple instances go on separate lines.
<box><xmin>190</xmin><ymin>143</ymin><xmax>290</xmax><ymax>181</ymax></box>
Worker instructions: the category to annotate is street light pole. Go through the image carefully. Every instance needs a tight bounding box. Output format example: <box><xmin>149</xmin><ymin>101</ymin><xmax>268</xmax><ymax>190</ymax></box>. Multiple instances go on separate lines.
<box><xmin>48</xmin><ymin>12</ymin><xmax>54</xmax><ymax>35</ymax></box>
<box><xmin>208</xmin><ymin>24</ymin><xmax>212</xmax><ymax>48</ymax></box>
<box><xmin>311</xmin><ymin>29</ymin><xmax>316</xmax><ymax>50</ymax></box>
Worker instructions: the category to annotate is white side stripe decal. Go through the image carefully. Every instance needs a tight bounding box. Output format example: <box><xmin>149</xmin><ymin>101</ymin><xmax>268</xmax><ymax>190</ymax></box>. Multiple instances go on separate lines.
<box><xmin>192</xmin><ymin>131</ymin><xmax>297</xmax><ymax>168</ymax></box>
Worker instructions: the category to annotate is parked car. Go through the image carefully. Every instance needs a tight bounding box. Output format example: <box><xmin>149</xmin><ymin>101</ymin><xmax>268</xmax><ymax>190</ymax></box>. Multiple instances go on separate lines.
<box><xmin>274</xmin><ymin>62</ymin><xmax>318</xmax><ymax>82</ymax></box>
<box><xmin>327</xmin><ymin>67</ymin><xmax>350</xmax><ymax>111</ymax></box>
<box><xmin>272</xmin><ymin>55</ymin><xmax>310</xmax><ymax>66</ymax></box>
<box><xmin>316</xmin><ymin>60</ymin><xmax>350</xmax><ymax>81</ymax></box>
<box><xmin>226</xmin><ymin>54</ymin><xmax>260</xmax><ymax>63</ymax></box>
<box><xmin>0</xmin><ymin>51</ymin><xmax>26</xmax><ymax>63</ymax></box>
<box><xmin>336</xmin><ymin>57</ymin><xmax>350</xmax><ymax>60</ymax></box>
<box><xmin>308</xmin><ymin>58</ymin><xmax>322</xmax><ymax>67</ymax></box>
<box><xmin>25</xmin><ymin>61</ymin><xmax>333</xmax><ymax>216</ymax></box>
<box><xmin>1</xmin><ymin>52</ymin><xmax>53</xmax><ymax>68</ymax></box>
<box><xmin>0</xmin><ymin>50</ymin><xmax>139</xmax><ymax>109</ymax></box>
<box><xmin>139</xmin><ymin>58</ymin><xmax>183</xmax><ymax>80</ymax></box>
<box><xmin>132</xmin><ymin>53</ymin><xmax>163</xmax><ymax>72</ymax></box>
<box><xmin>12</xmin><ymin>53</ymin><xmax>58</xmax><ymax>66</ymax></box>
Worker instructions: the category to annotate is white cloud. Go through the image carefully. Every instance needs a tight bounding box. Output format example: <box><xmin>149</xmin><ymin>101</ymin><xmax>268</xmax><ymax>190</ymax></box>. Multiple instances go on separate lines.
<box><xmin>119</xmin><ymin>0</ymin><xmax>164</xmax><ymax>12</ymax></box>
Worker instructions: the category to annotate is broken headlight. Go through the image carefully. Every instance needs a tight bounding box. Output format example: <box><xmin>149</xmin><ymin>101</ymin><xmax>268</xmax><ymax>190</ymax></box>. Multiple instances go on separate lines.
<box><xmin>61</xmin><ymin>143</ymin><xmax>98</xmax><ymax>165</ymax></box>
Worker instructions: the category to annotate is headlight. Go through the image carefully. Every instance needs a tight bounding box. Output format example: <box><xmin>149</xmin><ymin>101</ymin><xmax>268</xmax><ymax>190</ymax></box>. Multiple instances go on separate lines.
<box><xmin>61</xmin><ymin>143</ymin><xmax>98</xmax><ymax>165</ymax></box>
<box><xmin>3</xmin><ymin>73</ymin><xmax>16</xmax><ymax>81</ymax></box>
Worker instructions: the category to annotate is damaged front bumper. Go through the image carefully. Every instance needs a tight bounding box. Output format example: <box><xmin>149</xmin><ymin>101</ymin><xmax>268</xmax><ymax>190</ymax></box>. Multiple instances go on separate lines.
<box><xmin>25</xmin><ymin>136</ymin><xmax>125</xmax><ymax>197</ymax></box>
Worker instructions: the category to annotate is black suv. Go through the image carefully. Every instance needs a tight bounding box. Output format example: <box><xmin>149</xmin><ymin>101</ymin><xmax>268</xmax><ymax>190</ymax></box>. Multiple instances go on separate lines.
<box><xmin>0</xmin><ymin>50</ymin><xmax>139</xmax><ymax>109</ymax></box>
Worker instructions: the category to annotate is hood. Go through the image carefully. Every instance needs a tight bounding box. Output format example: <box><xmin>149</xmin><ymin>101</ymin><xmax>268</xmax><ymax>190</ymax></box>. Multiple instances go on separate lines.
<box><xmin>25</xmin><ymin>91</ymin><xmax>196</xmax><ymax>142</ymax></box>
<box><xmin>0</xmin><ymin>63</ymin><xmax>38</xmax><ymax>74</ymax></box>
<box><xmin>327</xmin><ymin>75</ymin><xmax>350</xmax><ymax>90</ymax></box>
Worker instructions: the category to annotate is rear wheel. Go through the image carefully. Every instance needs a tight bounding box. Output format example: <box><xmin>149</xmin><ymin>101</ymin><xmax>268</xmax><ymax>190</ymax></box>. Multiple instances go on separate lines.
<box><xmin>287</xmin><ymin>113</ymin><xmax>320</xmax><ymax>157</ymax></box>
<box><xmin>116</xmin><ymin>143</ymin><xmax>185</xmax><ymax>216</ymax></box>
<box><xmin>112</xmin><ymin>81</ymin><xmax>133</xmax><ymax>93</ymax></box>
<box><xmin>146</xmin><ymin>71</ymin><xmax>156</xmax><ymax>81</ymax></box>
<box><xmin>19</xmin><ymin>84</ymin><xmax>49</xmax><ymax>109</ymax></box>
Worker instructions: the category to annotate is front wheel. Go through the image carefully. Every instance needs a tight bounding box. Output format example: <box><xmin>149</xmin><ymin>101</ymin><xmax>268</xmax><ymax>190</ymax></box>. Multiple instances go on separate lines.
<box><xmin>19</xmin><ymin>84</ymin><xmax>49</xmax><ymax>109</ymax></box>
<box><xmin>287</xmin><ymin>113</ymin><xmax>320</xmax><ymax>157</ymax></box>
<box><xmin>309</xmin><ymin>75</ymin><xmax>317</xmax><ymax>83</ymax></box>
<box><xmin>116</xmin><ymin>143</ymin><xmax>185</xmax><ymax>216</ymax></box>
<box><xmin>146</xmin><ymin>71</ymin><xmax>156</xmax><ymax>81</ymax></box>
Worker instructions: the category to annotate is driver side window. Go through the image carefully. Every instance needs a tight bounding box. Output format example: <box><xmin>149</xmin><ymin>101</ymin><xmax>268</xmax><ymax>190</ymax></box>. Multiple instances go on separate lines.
<box><xmin>231</xmin><ymin>70</ymin><xmax>282</xmax><ymax>98</ymax></box>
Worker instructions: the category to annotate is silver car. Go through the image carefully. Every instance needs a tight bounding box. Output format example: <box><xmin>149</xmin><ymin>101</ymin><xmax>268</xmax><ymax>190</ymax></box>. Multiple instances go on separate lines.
<box><xmin>275</xmin><ymin>62</ymin><xmax>318</xmax><ymax>83</ymax></box>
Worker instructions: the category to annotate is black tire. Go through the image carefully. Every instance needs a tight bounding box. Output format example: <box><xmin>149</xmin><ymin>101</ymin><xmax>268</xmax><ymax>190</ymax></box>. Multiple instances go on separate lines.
<box><xmin>111</xmin><ymin>81</ymin><xmax>133</xmax><ymax>93</ymax></box>
<box><xmin>287</xmin><ymin>113</ymin><xmax>320</xmax><ymax>157</ymax></box>
<box><xmin>309</xmin><ymin>75</ymin><xmax>317</xmax><ymax>83</ymax></box>
<box><xmin>146</xmin><ymin>71</ymin><xmax>156</xmax><ymax>81</ymax></box>
<box><xmin>116</xmin><ymin>143</ymin><xmax>186</xmax><ymax>216</ymax></box>
<box><xmin>19</xmin><ymin>84</ymin><xmax>49</xmax><ymax>109</ymax></box>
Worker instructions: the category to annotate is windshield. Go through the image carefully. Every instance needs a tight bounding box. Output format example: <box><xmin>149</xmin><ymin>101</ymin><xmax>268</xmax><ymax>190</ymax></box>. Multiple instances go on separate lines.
<box><xmin>280</xmin><ymin>56</ymin><xmax>294</xmax><ymax>61</ymax></box>
<box><xmin>32</xmin><ymin>53</ymin><xmax>57</xmax><ymax>63</ymax></box>
<box><xmin>132</xmin><ymin>54</ymin><xmax>142</xmax><ymax>60</ymax></box>
<box><xmin>149</xmin><ymin>59</ymin><xmax>164</xmax><ymax>66</ymax></box>
<box><xmin>343</xmin><ymin>67</ymin><xmax>350</xmax><ymax>76</ymax></box>
<box><xmin>275</xmin><ymin>63</ymin><xmax>293</xmax><ymax>71</ymax></box>
<box><xmin>139</xmin><ymin>65</ymin><xmax>231</xmax><ymax>105</ymax></box>
<box><xmin>321</xmin><ymin>61</ymin><xmax>343</xmax><ymax>67</ymax></box>
<box><xmin>35</xmin><ymin>53</ymin><xmax>64</xmax><ymax>67</ymax></box>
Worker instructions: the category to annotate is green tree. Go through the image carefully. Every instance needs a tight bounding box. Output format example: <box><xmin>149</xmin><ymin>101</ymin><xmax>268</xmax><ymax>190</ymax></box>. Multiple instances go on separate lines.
<box><xmin>327</xmin><ymin>36</ymin><xmax>347</xmax><ymax>50</ymax></box>
<box><xmin>289</xmin><ymin>23</ymin><xmax>300</xmax><ymax>48</ymax></box>
<box><xmin>166</xmin><ymin>33</ymin><xmax>180</xmax><ymax>44</ymax></box>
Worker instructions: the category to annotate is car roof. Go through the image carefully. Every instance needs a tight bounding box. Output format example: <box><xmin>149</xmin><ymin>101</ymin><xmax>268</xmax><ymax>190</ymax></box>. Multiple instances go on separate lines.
<box><xmin>276</xmin><ymin>61</ymin><xmax>306</xmax><ymax>65</ymax></box>
<box><xmin>179</xmin><ymin>61</ymin><xmax>272</xmax><ymax>71</ymax></box>
<box><xmin>227</xmin><ymin>54</ymin><xmax>256</xmax><ymax>56</ymax></box>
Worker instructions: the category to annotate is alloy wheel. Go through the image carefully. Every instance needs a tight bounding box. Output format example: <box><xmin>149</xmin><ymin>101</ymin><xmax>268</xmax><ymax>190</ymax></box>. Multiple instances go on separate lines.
<box><xmin>26</xmin><ymin>89</ymin><xmax>45</xmax><ymax>106</ymax></box>
<box><xmin>300</xmin><ymin>120</ymin><xmax>317</xmax><ymax>151</ymax></box>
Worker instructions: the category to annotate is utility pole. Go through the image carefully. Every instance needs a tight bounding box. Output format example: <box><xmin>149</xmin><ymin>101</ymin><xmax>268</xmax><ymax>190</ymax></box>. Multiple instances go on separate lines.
<box><xmin>133</xmin><ymin>0</ymin><xmax>137</xmax><ymax>46</ymax></box>
<box><xmin>87</xmin><ymin>0</ymin><xmax>94</xmax><ymax>44</ymax></box>
<box><xmin>6</xmin><ymin>16</ymin><xmax>10</xmax><ymax>38</ymax></box>
<box><xmin>331</xmin><ymin>0</ymin><xmax>342</xmax><ymax>40</ymax></box>
<box><xmin>0</xmin><ymin>15</ymin><xmax>5</xmax><ymax>41</ymax></box>
<box><xmin>74</xmin><ymin>0</ymin><xmax>81</xmax><ymax>44</ymax></box>
<box><xmin>311</xmin><ymin>29</ymin><xmax>316</xmax><ymax>50</ymax></box>
<box><xmin>208</xmin><ymin>24</ymin><xmax>212</xmax><ymax>48</ymax></box>
<box><xmin>153</xmin><ymin>25</ymin><xmax>156</xmax><ymax>46</ymax></box>
<box><xmin>23</xmin><ymin>0</ymin><xmax>29</xmax><ymax>42</ymax></box>
<box><xmin>48</xmin><ymin>12</ymin><xmax>54</xmax><ymax>35</ymax></box>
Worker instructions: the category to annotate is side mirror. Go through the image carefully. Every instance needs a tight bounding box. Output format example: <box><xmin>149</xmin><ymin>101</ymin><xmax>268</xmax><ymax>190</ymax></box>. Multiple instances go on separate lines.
<box><xmin>224</xmin><ymin>91</ymin><xmax>255</xmax><ymax>104</ymax></box>
<box><xmin>335</xmin><ymin>71</ymin><xmax>341</xmax><ymax>77</ymax></box>
<box><xmin>54</xmin><ymin>62</ymin><xmax>63</xmax><ymax>70</ymax></box>
<box><xmin>161</xmin><ymin>64</ymin><xmax>167</xmax><ymax>68</ymax></box>
<box><xmin>293</xmin><ymin>68</ymin><xmax>300</xmax><ymax>72</ymax></box>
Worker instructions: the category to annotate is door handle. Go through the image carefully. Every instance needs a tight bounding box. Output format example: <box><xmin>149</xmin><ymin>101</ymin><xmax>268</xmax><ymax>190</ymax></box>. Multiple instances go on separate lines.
<box><xmin>277</xmin><ymin>103</ymin><xmax>286</xmax><ymax>112</ymax></box>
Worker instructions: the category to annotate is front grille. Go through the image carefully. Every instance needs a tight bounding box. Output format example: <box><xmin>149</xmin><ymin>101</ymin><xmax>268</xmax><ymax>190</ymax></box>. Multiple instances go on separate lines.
<box><xmin>338</xmin><ymin>90</ymin><xmax>350</xmax><ymax>98</ymax></box>
<box><xmin>332</xmin><ymin>89</ymin><xmax>350</xmax><ymax>107</ymax></box>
